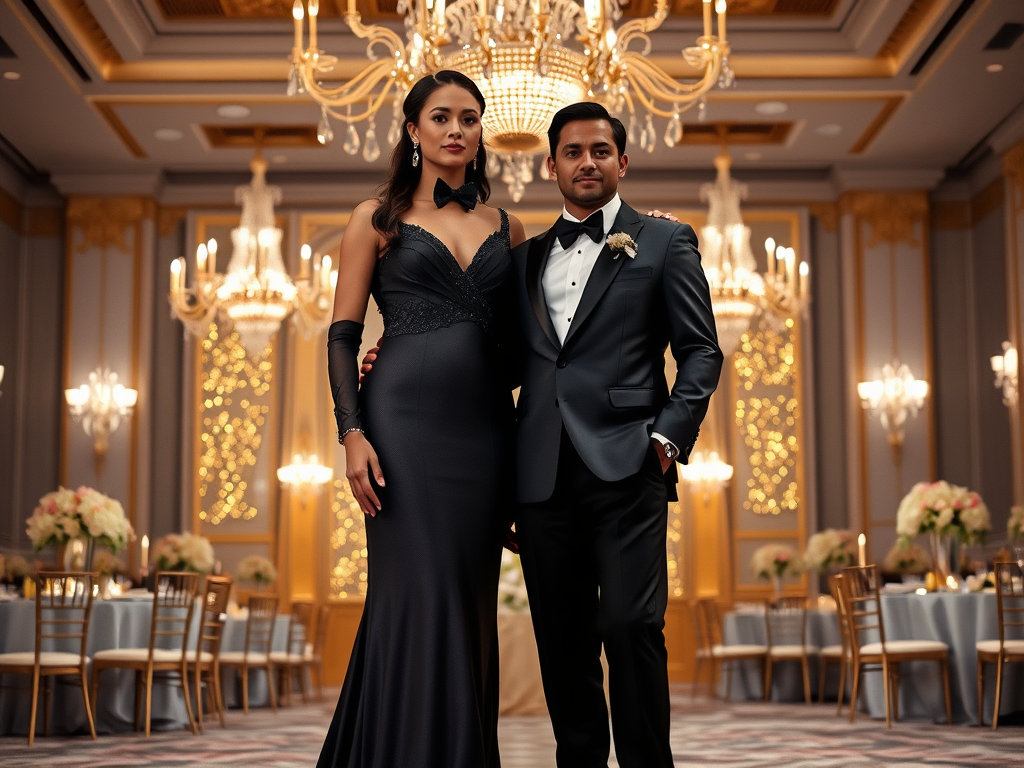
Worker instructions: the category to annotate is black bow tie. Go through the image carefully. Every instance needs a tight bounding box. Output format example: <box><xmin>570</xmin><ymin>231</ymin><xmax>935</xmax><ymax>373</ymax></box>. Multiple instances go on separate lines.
<box><xmin>554</xmin><ymin>211</ymin><xmax>604</xmax><ymax>250</ymax></box>
<box><xmin>433</xmin><ymin>178</ymin><xmax>478</xmax><ymax>211</ymax></box>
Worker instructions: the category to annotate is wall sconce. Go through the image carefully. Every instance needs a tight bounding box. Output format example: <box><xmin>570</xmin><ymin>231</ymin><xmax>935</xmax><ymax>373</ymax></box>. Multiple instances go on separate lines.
<box><xmin>65</xmin><ymin>367</ymin><xmax>138</xmax><ymax>474</ymax></box>
<box><xmin>680</xmin><ymin>450</ymin><xmax>734</xmax><ymax>502</ymax></box>
<box><xmin>857</xmin><ymin>359</ymin><xmax>928</xmax><ymax>465</ymax></box>
<box><xmin>277</xmin><ymin>452</ymin><xmax>333</xmax><ymax>506</ymax></box>
<box><xmin>991</xmin><ymin>341</ymin><xmax>1018</xmax><ymax>407</ymax></box>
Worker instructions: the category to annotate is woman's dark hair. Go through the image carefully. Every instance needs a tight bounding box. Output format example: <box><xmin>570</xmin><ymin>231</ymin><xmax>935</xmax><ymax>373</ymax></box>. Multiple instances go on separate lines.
<box><xmin>372</xmin><ymin>70</ymin><xmax>490</xmax><ymax>248</ymax></box>
<box><xmin>547</xmin><ymin>102</ymin><xmax>627</xmax><ymax>159</ymax></box>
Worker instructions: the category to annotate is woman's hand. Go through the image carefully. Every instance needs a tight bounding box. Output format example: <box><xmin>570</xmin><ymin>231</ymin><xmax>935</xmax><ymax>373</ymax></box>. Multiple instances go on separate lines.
<box><xmin>344</xmin><ymin>431</ymin><xmax>385</xmax><ymax>516</ymax></box>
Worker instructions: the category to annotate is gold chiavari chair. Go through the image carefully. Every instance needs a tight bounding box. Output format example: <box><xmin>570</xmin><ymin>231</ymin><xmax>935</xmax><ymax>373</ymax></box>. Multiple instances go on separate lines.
<box><xmin>690</xmin><ymin>599</ymin><xmax>712</xmax><ymax>699</ymax></box>
<box><xmin>306</xmin><ymin>604</ymin><xmax>332</xmax><ymax>702</ymax></box>
<box><xmin>696</xmin><ymin>597</ymin><xmax>768</xmax><ymax>701</ymax></box>
<box><xmin>763</xmin><ymin>595</ymin><xmax>818</xmax><ymax>705</ymax></box>
<box><xmin>91</xmin><ymin>571</ymin><xmax>200</xmax><ymax>737</ymax></box>
<box><xmin>187</xmin><ymin>575</ymin><xmax>232</xmax><ymax>732</ymax></box>
<box><xmin>0</xmin><ymin>572</ymin><xmax>97</xmax><ymax>745</ymax></box>
<box><xmin>976</xmin><ymin>561</ymin><xmax>1024</xmax><ymax>729</ymax></box>
<box><xmin>219</xmin><ymin>595</ymin><xmax>279</xmax><ymax>713</ymax></box>
<box><xmin>820</xmin><ymin>573</ymin><xmax>851</xmax><ymax>715</ymax></box>
<box><xmin>841</xmin><ymin>565</ymin><xmax>951</xmax><ymax>728</ymax></box>
<box><xmin>271</xmin><ymin>600</ymin><xmax>314</xmax><ymax>705</ymax></box>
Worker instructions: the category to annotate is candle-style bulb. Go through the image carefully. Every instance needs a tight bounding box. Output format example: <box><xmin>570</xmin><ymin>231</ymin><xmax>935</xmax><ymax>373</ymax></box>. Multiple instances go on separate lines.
<box><xmin>292</xmin><ymin>0</ymin><xmax>304</xmax><ymax>19</ymax></box>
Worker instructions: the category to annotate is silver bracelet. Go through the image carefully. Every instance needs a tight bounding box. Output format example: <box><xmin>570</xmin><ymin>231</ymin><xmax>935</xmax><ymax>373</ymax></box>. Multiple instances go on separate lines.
<box><xmin>339</xmin><ymin>427</ymin><xmax>365</xmax><ymax>444</ymax></box>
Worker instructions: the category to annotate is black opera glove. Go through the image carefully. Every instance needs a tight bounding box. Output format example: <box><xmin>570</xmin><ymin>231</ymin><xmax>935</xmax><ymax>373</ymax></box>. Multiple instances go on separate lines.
<box><xmin>327</xmin><ymin>320</ymin><xmax>365</xmax><ymax>443</ymax></box>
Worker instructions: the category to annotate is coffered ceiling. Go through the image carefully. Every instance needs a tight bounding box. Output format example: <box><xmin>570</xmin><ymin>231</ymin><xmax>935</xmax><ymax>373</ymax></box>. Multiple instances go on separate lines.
<box><xmin>0</xmin><ymin>0</ymin><xmax>1021</xmax><ymax>196</ymax></box>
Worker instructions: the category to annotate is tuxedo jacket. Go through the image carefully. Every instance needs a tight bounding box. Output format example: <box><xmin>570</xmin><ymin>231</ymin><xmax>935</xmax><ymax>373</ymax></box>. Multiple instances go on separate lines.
<box><xmin>507</xmin><ymin>201</ymin><xmax>724</xmax><ymax>505</ymax></box>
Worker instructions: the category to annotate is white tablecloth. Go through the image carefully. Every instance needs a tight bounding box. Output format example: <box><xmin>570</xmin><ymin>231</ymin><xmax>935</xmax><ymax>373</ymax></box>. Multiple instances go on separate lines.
<box><xmin>0</xmin><ymin>599</ymin><xmax>289</xmax><ymax>736</ymax></box>
<box><xmin>724</xmin><ymin>592</ymin><xmax>1024</xmax><ymax>724</ymax></box>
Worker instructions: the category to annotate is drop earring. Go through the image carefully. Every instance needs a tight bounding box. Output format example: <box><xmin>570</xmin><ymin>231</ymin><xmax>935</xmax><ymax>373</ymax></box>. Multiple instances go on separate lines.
<box><xmin>412</xmin><ymin>142</ymin><xmax>420</xmax><ymax>167</ymax></box>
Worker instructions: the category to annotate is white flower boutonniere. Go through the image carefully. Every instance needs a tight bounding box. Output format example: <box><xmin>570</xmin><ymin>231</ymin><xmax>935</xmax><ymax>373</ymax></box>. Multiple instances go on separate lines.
<box><xmin>607</xmin><ymin>232</ymin><xmax>637</xmax><ymax>260</ymax></box>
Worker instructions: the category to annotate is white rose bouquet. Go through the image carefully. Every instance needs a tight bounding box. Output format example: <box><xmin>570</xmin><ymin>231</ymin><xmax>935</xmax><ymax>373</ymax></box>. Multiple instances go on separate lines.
<box><xmin>25</xmin><ymin>485</ymin><xmax>134</xmax><ymax>553</ymax></box>
<box><xmin>896</xmin><ymin>481</ymin><xmax>991</xmax><ymax>545</ymax></box>
<box><xmin>237</xmin><ymin>555</ymin><xmax>277</xmax><ymax>586</ymax></box>
<box><xmin>883</xmin><ymin>542</ymin><xmax>932</xmax><ymax>574</ymax></box>
<box><xmin>93</xmin><ymin>550</ymin><xmax>124</xmax><ymax>576</ymax></box>
<box><xmin>751</xmin><ymin>544</ymin><xmax>803</xmax><ymax>581</ymax></box>
<box><xmin>498</xmin><ymin>550</ymin><xmax>529</xmax><ymax>612</ymax></box>
<box><xmin>803</xmin><ymin>529</ymin><xmax>856</xmax><ymax>573</ymax></box>
<box><xmin>152</xmin><ymin>532</ymin><xmax>215</xmax><ymax>573</ymax></box>
<box><xmin>1009</xmin><ymin>505</ymin><xmax>1024</xmax><ymax>542</ymax></box>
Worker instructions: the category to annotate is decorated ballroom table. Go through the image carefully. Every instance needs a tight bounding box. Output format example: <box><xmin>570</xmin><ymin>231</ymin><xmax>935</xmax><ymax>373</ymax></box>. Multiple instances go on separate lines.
<box><xmin>0</xmin><ymin>597</ymin><xmax>289</xmax><ymax>736</ymax></box>
<box><xmin>723</xmin><ymin>591</ymin><xmax>1024</xmax><ymax>724</ymax></box>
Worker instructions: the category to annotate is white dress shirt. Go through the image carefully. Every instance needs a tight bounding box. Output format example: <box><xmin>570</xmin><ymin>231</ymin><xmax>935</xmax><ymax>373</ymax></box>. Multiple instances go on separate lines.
<box><xmin>542</xmin><ymin>194</ymin><xmax>678</xmax><ymax>457</ymax></box>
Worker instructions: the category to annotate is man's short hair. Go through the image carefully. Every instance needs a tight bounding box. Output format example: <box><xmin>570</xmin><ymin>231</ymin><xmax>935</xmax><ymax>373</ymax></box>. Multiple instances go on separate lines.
<box><xmin>548</xmin><ymin>102</ymin><xmax>627</xmax><ymax>158</ymax></box>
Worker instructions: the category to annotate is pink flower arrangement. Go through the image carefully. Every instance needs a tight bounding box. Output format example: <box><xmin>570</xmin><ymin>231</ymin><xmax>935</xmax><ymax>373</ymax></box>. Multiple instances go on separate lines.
<box><xmin>151</xmin><ymin>532</ymin><xmax>215</xmax><ymax>573</ymax></box>
<box><xmin>896</xmin><ymin>481</ymin><xmax>990</xmax><ymax>545</ymax></box>
<box><xmin>751</xmin><ymin>544</ymin><xmax>804</xmax><ymax>580</ymax></box>
<box><xmin>25</xmin><ymin>486</ymin><xmax>134</xmax><ymax>552</ymax></box>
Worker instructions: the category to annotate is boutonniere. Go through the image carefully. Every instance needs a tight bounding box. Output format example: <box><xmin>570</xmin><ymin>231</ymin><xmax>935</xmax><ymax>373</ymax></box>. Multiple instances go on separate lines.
<box><xmin>607</xmin><ymin>232</ymin><xmax>637</xmax><ymax>260</ymax></box>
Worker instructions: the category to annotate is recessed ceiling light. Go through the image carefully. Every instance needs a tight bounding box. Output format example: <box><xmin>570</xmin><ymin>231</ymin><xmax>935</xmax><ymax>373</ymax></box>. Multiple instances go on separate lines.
<box><xmin>271</xmin><ymin>154</ymin><xmax>288</xmax><ymax>164</ymax></box>
<box><xmin>2</xmin><ymin>71</ymin><xmax>21</xmax><ymax>81</ymax></box>
<box><xmin>755</xmin><ymin>101</ymin><xmax>788</xmax><ymax>116</ymax></box>
<box><xmin>745</xmin><ymin>151</ymin><xmax>762</xmax><ymax>161</ymax></box>
<box><xmin>217</xmin><ymin>104</ymin><xmax>251</xmax><ymax>119</ymax></box>
<box><xmin>154</xmin><ymin>128</ymin><xmax>184</xmax><ymax>142</ymax></box>
<box><xmin>815</xmin><ymin>123</ymin><xmax>843</xmax><ymax>137</ymax></box>
<box><xmin>986</xmin><ymin>63</ymin><xmax>1004</xmax><ymax>73</ymax></box>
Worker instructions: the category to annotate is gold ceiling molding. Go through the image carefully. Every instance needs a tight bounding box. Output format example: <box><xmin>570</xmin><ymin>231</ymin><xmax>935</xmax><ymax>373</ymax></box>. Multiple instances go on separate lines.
<box><xmin>67</xmin><ymin>196</ymin><xmax>156</xmax><ymax>253</ymax></box>
<box><xmin>848</xmin><ymin>96</ymin><xmax>904</xmax><ymax>155</ymax></box>
<box><xmin>630</xmin><ymin>0</ymin><xmax>841</xmax><ymax>18</ymax></box>
<box><xmin>156</xmin><ymin>0</ymin><xmax>400</xmax><ymax>20</ymax></box>
<box><xmin>878</xmin><ymin>0</ymin><xmax>949</xmax><ymax>69</ymax></box>
<box><xmin>93</xmin><ymin>102</ymin><xmax>148</xmax><ymax>159</ymax></box>
<box><xmin>678</xmin><ymin>121</ymin><xmax>793</xmax><ymax>146</ymax></box>
<box><xmin>842</xmin><ymin>191</ymin><xmax>928</xmax><ymax>248</ymax></box>
<box><xmin>201</xmin><ymin>123</ymin><xmax>322</xmax><ymax>148</ymax></box>
<box><xmin>807</xmin><ymin>202</ymin><xmax>838</xmax><ymax>232</ymax></box>
<box><xmin>1005</xmin><ymin>140</ymin><xmax>1024</xmax><ymax>216</ymax></box>
<box><xmin>46</xmin><ymin>0</ymin><xmax>122</xmax><ymax>78</ymax></box>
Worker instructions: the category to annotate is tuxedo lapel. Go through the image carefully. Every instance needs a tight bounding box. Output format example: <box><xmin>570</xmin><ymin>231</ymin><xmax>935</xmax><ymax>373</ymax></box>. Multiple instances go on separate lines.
<box><xmin>525</xmin><ymin>227</ymin><xmax>561</xmax><ymax>351</ymax></box>
<box><xmin>562</xmin><ymin>202</ymin><xmax>645</xmax><ymax>349</ymax></box>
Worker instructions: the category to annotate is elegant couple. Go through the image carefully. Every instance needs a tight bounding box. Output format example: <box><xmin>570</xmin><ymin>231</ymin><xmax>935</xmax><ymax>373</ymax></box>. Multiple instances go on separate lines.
<box><xmin>319</xmin><ymin>70</ymin><xmax>722</xmax><ymax>768</ymax></box>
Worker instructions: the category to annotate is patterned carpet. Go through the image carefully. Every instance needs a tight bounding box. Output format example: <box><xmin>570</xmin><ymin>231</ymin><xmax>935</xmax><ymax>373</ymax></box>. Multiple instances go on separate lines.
<box><xmin>2</xmin><ymin>685</ymin><xmax>1021</xmax><ymax>767</ymax></box>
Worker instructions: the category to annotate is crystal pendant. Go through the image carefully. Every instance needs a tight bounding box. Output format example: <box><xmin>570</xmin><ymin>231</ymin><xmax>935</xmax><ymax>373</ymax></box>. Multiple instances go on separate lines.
<box><xmin>664</xmin><ymin>111</ymin><xmax>682</xmax><ymax>147</ymax></box>
<box><xmin>644</xmin><ymin>114</ymin><xmax>656</xmax><ymax>153</ymax></box>
<box><xmin>627</xmin><ymin>115</ymin><xmax>638</xmax><ymax>146</ymax></box>
<box><xmin>343</xmin><ymin>124</ymin><xmax>361</xmax><ymax>155</ymax></box>
<box><xmin>286</xmin><ymin>66</ymin><xmax>300</xmax><ymax>97</ymax></box>
<box><xmin>516</xmin><ymin>153</ymin><xmax>533</xmax><ymax>184</ymax></box>
<box><xmin>510</xmin><ymin>178</ymin><xmax>525</xmax><ymax>203</ymax></box>
<box><xmin>486</xmin><ymin>153</ymin><xmax>501</xmax><ymax>177</ymax></box>
<box><xmin>698</xmin><ymin>96</ymin><xmax>708</xmax><ymax>122</ymax></box>
<box><xmin>719</xmin><ymin>56</ymin><xmax>735</xmax><ymax>88</ymax></box>
<box><xmin>539</xmin><ymin>159</ymin><xmax>551</xmax><ymax>180</ymax></box>
<box><xmin>317</xmin><ymin>109</ymin><xmax>334</xmax><ymax>145</ymax></box>
<box><xmin>387</xmin><ymin>116</ymin><xmax>402</xmax><ymax>147</ymax></box>
<box><xmin>363</xmin><ymin>123</ymin><xmax>381</xmax><ymax>162</ymax></box>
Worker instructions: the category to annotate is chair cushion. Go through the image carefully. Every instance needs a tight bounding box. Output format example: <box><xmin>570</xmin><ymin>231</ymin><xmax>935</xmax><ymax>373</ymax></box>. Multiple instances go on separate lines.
<box><xmin>769</xmin><ymin>644</ymin><xmax>819</xmax><ymax>659</ymax></box>
<box><xmin>93</xmin><ymin>648</ymin><xmax>184</xmax><ymax>663</ymax></box>
<box><xmin>269</xmin><ymin>652</ymin><xmax>305</xmax><ymax>664</ymax></box>
<box><xmin>185</xmin><ymin>650</ymin><xmax>214</xmax><ymax>664</ymax></box>
<box><xmin>976</xmin><ymin>639</ymin><xmax>1024</xmax><ymax>655</ymax></box>
<box><xmin>711</xmin><ymin>644</ymin><xmax>767</xmax><ymax>658</ymax></box>
<box><xmin>821</xmin><ymin>645</ymin><xmax>847</xmax><ymax>659</ymax></box>
<box><xmin>859</xmin><ymin>639</ymin><xmax>947</xmax><ymax>656</ymax></box>
<box><xmin>0</xmin><ymin>652</ymin><xmax>87</xmax><ymax>667</ymax></box>
<box><xmin>219</xmin><ymin>651</ymin><xmax>270</xmax><ymax>664</ymax></box>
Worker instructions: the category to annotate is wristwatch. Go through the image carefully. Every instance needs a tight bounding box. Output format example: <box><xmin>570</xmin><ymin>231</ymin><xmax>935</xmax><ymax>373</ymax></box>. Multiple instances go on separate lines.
<box><xmin>662</xmin><ymin>442</ymin><xmax>677</xmax><ymax>460</ymax></box>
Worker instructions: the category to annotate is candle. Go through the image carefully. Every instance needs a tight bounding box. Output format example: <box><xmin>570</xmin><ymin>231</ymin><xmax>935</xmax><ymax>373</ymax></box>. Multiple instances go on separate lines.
<box><xmin>716</xmin><ymin>0</ymin><xmax>726</xmax><ymax>41</ymax></box>
<box><xmin>785</xmin><ymin>248</ymin><xmax>796</xmax><ymax>292</ymax></box>
<box><xmin>858</xmin><ymin>533</ymin><xmax>866</xmax><ymax>567</ymax></box>
<box><xmin>308</xmin><ymin>0</ymin><xmax>319</xmax><ymax>50</ymax></box>
<box><xmin>435</xmin><ymin>0</ymin><xmax>446</xmax><ymax>26</ymax></box>
<box><xmin>765</xmin><ymin>237</ymin><xmax>775</xmax><ymax>278</ymax></box>
<box><xmin>196</xmin><ymin>243</ymin><xmax>208</xmax><ymax>276</ymax></box>
<box><xmin>207</xmin><ymin>238</ymin><xmax>217</xmax><ymax>274</ymax></box>
<box><xmin>170</xmin><ymin>259</ymin><xmax>181</xmax><ymax>296</ymax></box>
<box><xmin>300</xmin><ymin>244</ymin><xmax>312</xmax><ymax>279</ymax></box>
<box><xmin>321</xmin><ymin>255</ymin><xmax>332</xmax><ymax>291</ymax></box>
<box><xmin>292</xmin><ymin>0</ymin><xmax>304</xmax><ymax>51</ymax></box>
<box><xmin>141</xmin><ymin>534</ymin><xmax>149</xmax><ymax>570</ymax></box>
<box><xmin>702</xmin><ymin>0</ymin><xmax>712</xmax><ymax>38</ymax></box>
<box><xmin>799</xmin><ymin>261</ymin><xmax>809</xmax><ymax>299</ymax></box>
<box><xmin>478</xmin><ymin>0</ymin><xmax>486</xmax><ymax>18</ymax></box>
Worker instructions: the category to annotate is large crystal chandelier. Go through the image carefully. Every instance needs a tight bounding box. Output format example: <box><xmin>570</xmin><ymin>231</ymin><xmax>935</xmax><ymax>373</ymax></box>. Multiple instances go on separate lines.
<box><xmin>169</xmin><ymin>149</ymin><xmax>337</xmax><ymax>357</ymax></box>
<box><xmin>288</xmin><ymin>0</ymin><xmax>731</xmax><ymax>200</ymax></box>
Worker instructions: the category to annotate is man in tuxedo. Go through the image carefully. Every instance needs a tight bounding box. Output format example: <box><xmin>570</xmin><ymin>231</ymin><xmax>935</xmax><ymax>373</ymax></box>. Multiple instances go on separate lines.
<box><xmin>511</xmin><ymin>101</ymin><xmax>722</xmax><ymax>768</ymax></box>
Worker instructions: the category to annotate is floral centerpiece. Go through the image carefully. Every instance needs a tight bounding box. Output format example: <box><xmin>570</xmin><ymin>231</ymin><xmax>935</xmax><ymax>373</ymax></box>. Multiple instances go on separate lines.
<box><xmin>883</xmin><ymin>542</ymin><xmax>932</xmax><ymax>574</ymax></box>
<box><xmin>151</xmin><ymin>532</ymin><xmax>215</xmax><ymax>573</ymax></box>
<box><xmin>93</xmin><ymin>551</ymin><xmax>124</xmax><ymax>576</ymax></box>
<box><xmin>897</xmin><ymin>481</ymin><xmax>990</xmax><ymax>578</ymax></box>
<box><xmin>25</xmin><ymin>486</ymin><xmax>134</xmax><ymax>570</ymax></box>
<box><xmin>803</xmin><ymin>529</ymin><xmax>856</xmax><ymax>574</ymax></box>
<box><xmin>751</xmin><ymin>544</ymin><xmax>803</xmax><ymax>596</ymax></box>
<box><xmin>6</xmin><ymin>556</ymin><xmax>29</xmax><ymax>582</ymax></box>
<box><xmin>237</xmin><ymin>555</ymin><xmax>277</xmax><ymax>588</ymax></box>
<box><xmin>498</xmin><ymin>550</ymin><xmax>529</xmax><ymax>612</ymax></box>
<box><xmin>1009</xmin><ymin>505</ymin><xmax>1024</xmax><ymax>542</ymax></box>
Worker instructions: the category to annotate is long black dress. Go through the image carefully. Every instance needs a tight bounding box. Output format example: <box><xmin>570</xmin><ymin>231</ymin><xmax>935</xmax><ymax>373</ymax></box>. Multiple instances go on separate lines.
<box><xmin>317</xmin><ymin>210</ymin><xmax>514</xmax><ymax>768</ymax></box>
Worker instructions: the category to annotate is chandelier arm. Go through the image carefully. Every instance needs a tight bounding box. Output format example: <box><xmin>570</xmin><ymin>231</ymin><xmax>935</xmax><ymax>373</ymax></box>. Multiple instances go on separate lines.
<box><xmin>301</xmin><ymin>59</ymin><xmax>398</xmax><ymax>111</ymax></box>
<box><xmin>320</xmin><ymin>80</ymin><xmax>399</xmax><ymax>123</ymax></box>
<box><xmin>613</xmin><ymin>0</ymin><xmax>668</xmax><ymax>43</ymax></box>
<box><xmin>624</xmin><ymin>54</ymin><xmax>721</xmax><ymax>103</ymax></box>
<box><xmin>344</xmin><ymin>15</ymin><xmax>407</xmax><ymax>56</ymax></box>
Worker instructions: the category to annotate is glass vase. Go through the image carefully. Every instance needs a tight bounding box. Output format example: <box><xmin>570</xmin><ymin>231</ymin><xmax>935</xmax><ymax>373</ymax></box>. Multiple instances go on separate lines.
<box><xmin>771</xmin><ymin>574</ymin><xmax>783</xmax><ymax>600</ymax></box>
<box><xmin>930</xmin><ymin>531</ymin><xmax>951</xmax><ymax>582</ymax></box>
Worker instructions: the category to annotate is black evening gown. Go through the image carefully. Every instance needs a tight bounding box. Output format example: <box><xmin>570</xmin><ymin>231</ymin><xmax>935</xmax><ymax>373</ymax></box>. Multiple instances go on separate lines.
<box><xmin>317</xmin><ymin>210</ymin><xmax>514</xmax><ymax>768</ymax></box>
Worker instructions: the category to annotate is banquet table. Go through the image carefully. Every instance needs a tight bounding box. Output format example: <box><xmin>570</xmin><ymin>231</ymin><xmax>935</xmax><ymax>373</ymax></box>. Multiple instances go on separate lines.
<box><xmin>723</xmin><ymin>591</ymin><xmax>1024</xmax><ymax>724</ymax></box>
<box><xmin>0</xmin><ymin>598</ymin><xmax>289</xmax><ymax>736</ymax></box>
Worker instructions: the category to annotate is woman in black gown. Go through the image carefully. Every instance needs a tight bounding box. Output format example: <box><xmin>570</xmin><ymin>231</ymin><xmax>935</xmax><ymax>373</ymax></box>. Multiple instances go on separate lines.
<box><xmin>319</xmin><ymin>71</ymin><xmax>527</xmax><ymax>768</ymax></box>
